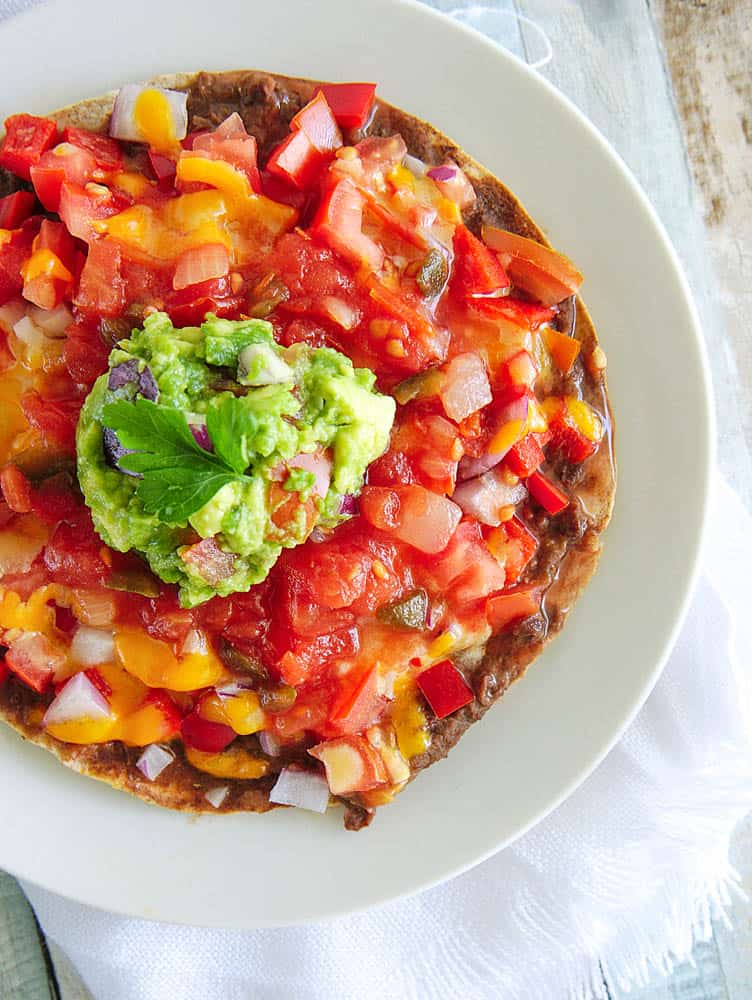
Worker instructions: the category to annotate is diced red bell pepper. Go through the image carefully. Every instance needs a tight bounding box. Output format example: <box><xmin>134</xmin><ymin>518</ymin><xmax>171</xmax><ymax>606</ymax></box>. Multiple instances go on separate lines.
<box><xmin>486</xmin><ymin>584</ymin><xmax>542</xmax><ymax>631</ymax></box>
<box><xmin>545</xmin><ymin>404</ymin><xmax>598</xmax><ymax>464</ymax></box>
<box><xmin>0</xmin><ymin>464</ymin><xmax>32</xmax><ymax>513</ymax></box>
<box><xmin>20</xmin><ymin>391</ymin><xmax>80</xmax><ymax>454</ymax></box>
<box><xmin>472</xmin><ymin>295</ymin><xmax>554</xmax><ymax>331</ymax></box>
<box><xmin>0</xmin><ymin>115</ymin><xmax>58</xmax><ymax>181</ymax></box>
<box><xmin>141</xmin><ymin>689</ymin><xmax>182</xmax><ymax>740</ymax></box>
<box><xmin>315</xmin><ymin>83</ymin><xmax>377</xmax><ymax>130</ymax></box>
<box><xmin>329</xmin><ymin>665</ymin><xmax>385</xmax><ymax>735</ymax></box>
<box><xmin>181</xmin><ymin>709</ymin><xmax>236</xmax><ymax>753</ymax></box>
<box><xmin>417</xmin><ymin>659</ymin><xmax>474</xmax><ymax>719</ymax></box>
<box><xmin>266</xmin><ymin>129</ymin><xmax>327</xmax><ymax>190</ymax></box>
<box><xmin>165</xmin><ymin>274</ymin><xmax>243</xmax><ymax>328</ymax></box>
<box><xmin>0</xmin><ymin>191</ymin><xmax>36</xmax><ymax>229</ymax></box>
<box><xmin>452</xmin><ymin>224</ymin><xmax>509</xmax><ymax>297</ymax></box>
<box><xmin>61</xmin><ymin>127</ymin><xmax>123</xmax><ymax>171</ymax></box>
<box><xmin>147</xmin><ymin>150</ymin><xmax>177</xmax><ymax>190</ymax></box>
<box><xmin>505</xmin><ymin>434</ymin><xmax>544</xmax><ymax>478</ymax></box>
<box><xmin>5</xmin><ymin>633</ymin><xmax>64</xmax><ymax>693</ymax></box>
<box><xmin>311</xmin><ymin>177</ymin><xmax>384</xmax><ymax>271</ymax></box>
<box><xmin>74</xmin><ymin>238</ymin><xmax>126</xmax><ymax>318</ymax></box>
<box><xmin>291</xmin><ymin>92</ymin><xmax>343</xmax><ymax>152</ymax></box>
<box><xmin>527</xmin><ymin>470</ymin><xmax>569</xmax><ymax>514</ymax></box>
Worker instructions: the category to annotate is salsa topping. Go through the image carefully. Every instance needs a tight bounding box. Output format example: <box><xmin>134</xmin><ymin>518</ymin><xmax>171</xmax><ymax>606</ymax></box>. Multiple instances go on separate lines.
<box><xmin>0</xmin><ymin>78</ymin><xmax>608</xmax><ymax>817</ymax></box>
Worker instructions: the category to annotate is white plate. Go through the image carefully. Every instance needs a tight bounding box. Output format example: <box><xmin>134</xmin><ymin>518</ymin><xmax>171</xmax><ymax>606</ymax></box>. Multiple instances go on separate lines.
<box><xmin>0</xmin><ymin>0</ymin><xmax>712</xmax><ymax>927</ymax></box>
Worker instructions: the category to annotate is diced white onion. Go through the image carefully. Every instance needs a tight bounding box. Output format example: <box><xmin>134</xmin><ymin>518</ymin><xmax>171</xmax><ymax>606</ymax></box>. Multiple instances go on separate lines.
<box><xmin>287</xmin><ymin>451</ymin><xmax>332</xmax><ymax>499</ymax></box>
<box><xmin>0</xmin><ymin>299</ymin><xmax>25</xmax><ymax>333</ymax></box>
<box><xmin>28</xmin><ymin>303</ymin><xmax>74</xmax><ymax>338</ymax></box>
<box><xmin>205</xmin><ymin>785</ymin><xmax>229</xmax><ymax>809</ymax></box>
<box><xmin>180</xmin><ymin>628</ymin><xmax>207</xmax><ymax>656</ymax></box>
<box><xmin>237</xmin><ymin>343</ymin><xmax>293</xmax><ymax>386</ymax></box>
<box><xmin>43</xmin><ymin>672</ymin><xmax>111</xmax><ymax>727</ymax></box>
<box><xmin>72</xmin><ymin>590</ymin><xmax>116</xmax><ymax>627</ymax></box>
<box><xmin>269</xmin><ymin>768</ymin><xmax>330</xmax><ymax>814</ymax></box>
<box><xmin>320</xmin><ymin>295</ymin><xmax>359</xmax><ymax>331</ymax></box>
<box><xmin>258</xmin><ymin>730</ymin><xmax>282</xmax><ymax>757</ymax></box>
<box><xmin>110</xmin><ymin>83</ymin><xmax>188</xmax><ymax>143</ymax></box>
<box><xmin>403</xmin><ymin>154</ymin><xmax>427</xmax><ymax>176</ymax></box>
<box><xmin>70</xmin><ymin>626</ymin><xmax>115</xmax><ymax>666</ymax></box>
<box><xmin>136</xmin><ymin>744</ymin><xmax>175</xmax><ymax>781</ymax></box>
<box><xmin>0</xmin><ymin>529</ymin><xmax>46</xmax><ymax>575</ymax></box>
<box><xmin>13</xmin><ymin>315</ymin><xmax>45</xmax><ymax>349</ymax></box>
<box><xmin>452</xmin><ymin>472</ymin><xmax>527</xmax><ymax>526</ymax></box>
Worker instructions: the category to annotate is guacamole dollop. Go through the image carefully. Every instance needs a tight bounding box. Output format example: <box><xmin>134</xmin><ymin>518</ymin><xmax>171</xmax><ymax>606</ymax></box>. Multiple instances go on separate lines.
<box><xmin>77</xmin><ymin>312</ymin><xmax>395</xmax><ymax>607</ymax></box>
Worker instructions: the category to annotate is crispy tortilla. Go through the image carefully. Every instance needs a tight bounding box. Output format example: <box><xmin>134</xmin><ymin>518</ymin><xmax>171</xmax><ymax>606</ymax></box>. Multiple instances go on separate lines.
<box><xmin>0</xmin><ymin>71</ymin><xmax>615</xmax><ymax>826</ymax></box>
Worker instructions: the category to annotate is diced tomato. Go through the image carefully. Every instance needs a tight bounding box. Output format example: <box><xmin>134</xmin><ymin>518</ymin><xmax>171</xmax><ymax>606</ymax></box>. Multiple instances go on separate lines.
<box><xmin>181</xmin><ymin>708</ymin><xmax>236</xmax><ymax>752</ymax></box>
<box><xmin>165</xmin><ymin>274</ymin><xmax>242</xmax><ymax>327</ymax></box>
<box><xmin>428</xmin><ymin>519</ymin><xmax>506</xmax><ymax>603</ymax></box>
<box><xmin>291</xmin><ymin>92</ymin><xmax>343</xmax><ymax>152</ymax></box>
<box><xmin>0</xmin><ymin>191</ymin><xmax>36</xmax><ymax>229</ymax></box>
<box><xmin>471</xmin><ymin>295</ymin><xmax>554</xmax><ymax>331</ymax></box>
<box><xmin>5</xmin><ymin>632</ymin><xmax>64</xmax><ymax>693</ymax></box>
<box><xmin>43</xmin><ymin>516</ymin><xmax>109</xmax><ymax>587</ymax></box>
<box><xmin>544</xmin><ymin>399</ymin><xmax>600</xmax><ymax>464</ymax></box>
<box><xmin>0</xmin><ymin>658</ymin><xmax>8</xmax><ymax>687</ymax></box>
<box><xmin>266</xmin><ymin>129</ymin><xmax>327</xmax><ymax>190</ymax></box>
<box><xmin>259</xmin><ymin>169</ymin><xmax>309</xmax><ymax>211</ymax></box>
<box><xmin>417</xmin><ymin>659</ymin><xmax>473</xmax><ymax>719</ymax></box>
<box><xmin>542</xmin><ymin>326</ymin><xmax>580</xmax><ymax>374</ymax></box>
<box><xmin>182</xmin><ymin>130</ymin><xmax>210</xmax><ymax>150</ymax></box>
<box><xmin>498</xmin><ymin>350</ymin><xmax>537</xmax><ymax>391</ymax></box>
<box><xmin>147</xmin><ymin>150</ymin><xmax>177</xmax><ymax>190</ymax></box>
<box><xmin>452</xmin><ymin>224</ymin><xmax>510</xmax><ymax>297</ymax></box>
<box><xmin>367</xmin><ymin>450</ymin><xmax>416</xmax><ymax>488</ymax></box>
<box><xmin>30</xmin><ymin>143</ymin><xmax>97</xmax><ymax>213</ymax></box>
<box><xmin>0</xmin><ymin>464</ymin><xmax>32</xmax><ymax>513</ymax></box>
<box><xmin>309</xmin><ymin>734</ymin><xmax>388</xmax><ymax>794</ymax></box>
<box><xmin>505</xmin><ymin>434</ymin><xmax>544</xmax><ymax>478</ymax></box>
<box><xmin>482</xmin><ymin>226</ymin><xmax>583</xmax><ymax>305</ymax></box>
<box><xmin>271</xmin><ymin>683</ymin><xmax>332</xmax><ymax>741</ymax></box>
<box><xmin>20</xmin><ymin>392</ymin><xmax>79</xmax><ymax>454</ymax></box>
<box><xmin>329</xmin><ymin>664</ymin><xmax>385</xmax><ymax>735</ymax></box>
<box><xmin>172</xmin><ymin>243</ymin><xmax>229</xmax><ymax>291</ymax></box>
<box><xmin>21</xmin><ymin>217</ymin><xmax>77</xmax><ymax>309</ymax></box>
<box><xmin>62</xmin><ymin>127</ymin><xmax>122</xmax><ymax>171</ymax></box>
<box><xmin>315</xmin><ymin>83</ymin><xmax>377</xmax><ymax>130</ymax></box>
<box><xmin>0</xmin><ymin>115</ymin><xmax>58</xmax><ymax>181</ymax></box>
<box><xmin>58</xmin><ymin>181</ymin><xmax>123</xmax><ymax>243</ymax></box>
<box><xmin>63</xmin><ymin>321</ymin><xmax>111</xmax><ymax>387</ymax></box>
<box><xmin>527</xmin><ymin>470</ymin><xmax>569</xmax><ymax>514</ymax></box>
<box><xmin>486</xmin><ymin>584</ymin><xmax>542</xmax><ymax>631</ymax></box>
<box><xmin>74</xmin><ymin>238</ymin><xmax>125</xmax><ymax>317</ymax></box>
<box><xmin>192</xmin><ymin>115</ymin><xmax>262</xmax><ymax>192</ymax></box>
<box><xmin>360</xmin><ymin>485</ymin><xmax>462</xmax><ymax>555</ymax></box>
<box><xmin>310</xmin><ymin>177</ymin><xmax>384</xmax><ymax>271</ymax></box>
<box><xmin>28</xmin><ymin>475</ymin><xmax>81</xmax><ymax>525</ymax></box>
<box><xmin>0</xmin><ymin>223</ymin><xmax>37</xmax><ymax>305</ymax></box>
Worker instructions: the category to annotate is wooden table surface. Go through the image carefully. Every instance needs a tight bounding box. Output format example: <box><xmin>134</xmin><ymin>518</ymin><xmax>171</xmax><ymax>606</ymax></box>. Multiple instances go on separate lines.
<box><xmin>1</xmin><ymin>1</ymin><xmax>750</xmax><ymax>997</ymax></box>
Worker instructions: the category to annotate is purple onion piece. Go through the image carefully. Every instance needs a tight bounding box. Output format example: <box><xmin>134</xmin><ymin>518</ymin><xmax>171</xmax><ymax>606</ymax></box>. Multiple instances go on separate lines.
<box><xmin>107</xmin><ymin>359</ymin><xmax>139</xmax><ymax>390</ymax></box>
<box><xmin>339</xmin><ymin>493</ymin><xmax>359</xmax><ymax>516</ymax></box>
<box><xmin>457</xmin><ymin>451</ymin><xmax>505</xmax><ymax>481</ymax></box>
<box><xmin>138</xmin><ymin>366</ymin><xmax>159</xmax><ymax>401</ymax></box>
<box><xmin>102</xmin><ymin>428</ymin><xmax>141</xmax><ymax>479</ymax></box>
<box><xmin>427</xmin><ymin>165</ymin><xmax>457</xmax><ymax>182</ymax></box>
<box><xmin>190</xmin><ymin>423</ymin><xmax>213</xmax><ymax>451</ymax></box>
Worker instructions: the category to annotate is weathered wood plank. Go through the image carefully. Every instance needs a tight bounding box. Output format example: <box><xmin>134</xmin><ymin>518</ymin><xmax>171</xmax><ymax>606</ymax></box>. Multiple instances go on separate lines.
<box><xmin>0</xmin><ymin>871</ymin><xmax>54</xmax><ymax>1000</ymax></box>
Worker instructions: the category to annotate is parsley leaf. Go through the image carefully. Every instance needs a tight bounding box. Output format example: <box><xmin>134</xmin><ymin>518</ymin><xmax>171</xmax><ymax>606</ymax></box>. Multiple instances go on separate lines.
<box><xmin>206</xmin><ymin>395</ymin><xmax>252</xmax><ymax>475</ymax></box>
<box><xmin>101</xmin><ymin>399</ymin><xmax>244</xmax><ymax>525</ymax></box>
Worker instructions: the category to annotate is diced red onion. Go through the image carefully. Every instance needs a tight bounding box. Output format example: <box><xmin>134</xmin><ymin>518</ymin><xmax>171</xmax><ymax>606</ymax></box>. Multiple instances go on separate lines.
<box><xmin>136</xmin><ymin>743</ymin><xmax>175</xmax><ymax>781</ymax></box>
<box><xmin>288</xmin><ymin>452</ymin><xmax>331</xmax><ymax>499</ymax></box>
<box><xmin>439</xmin><ymin>352</ymin><xmax>492</xmax><ymax>423</ymax></box>
<box><xmin>339</xmin><ymin>493</ymin><xmax>359</xmax><ymax>516</ymax></box>
<box><xmin>269</xmin><ymin>767</ymin><xmax>330</xmax><ymax>814</ymax></box>
<box><xmin>215</xmin><ymin>680</ymin><xmax>252</xmax><ymax>699</ymax></box>
<box><xmin>308</xmin><ymin>527</ymin><xmax>331</xmax><ymax>544</ymax></box>
<box><xmin>427</xmin><ymin>165</ymin><xmax>457</xmax><ymax>182</ymax></box>
<box><xmin>102</xmin><ymin>428</ymin><xmax>140</xmax><ymax>478</ymax></box>
<box><xmin>43</xmin><ymin>672</ymin><xmax>111</xmax><ymax>727</ymax></box>
<box><xmin>110</xmin><ymin>84</ymin><xmax>188</xmax><ymax>143</ymax></box>
<box><xmin>205</xmin><ymin>785</ymin><xmax>229</xmax><ymax>809</ymax></box>
<box><xmin>258</xmin><ymin>730</ymin><xmax>282</xmax><ymax>757</ymax></box>
<box><xmin>189</xmin><ymin>422</ymin><xmax>212</xmax><ymax>451</ymax></box>
<box><xmin>452</xmin><ymin>471</ymin><xmax>527</xmax><ymax>526</ymax></box>
<box><xmin>70</xmin><ymin>626</ymin><xmax>115</xmax><ymax>666</ymax></box>
<box><xmin>107</xmin><ymin>360</ymin><xmax>139</xmax><ymax>390</ymax></box>
<box><xmin>138</xmin><ymin>366</ymin><xmax>159</xmax><ymax>401</ymax></box>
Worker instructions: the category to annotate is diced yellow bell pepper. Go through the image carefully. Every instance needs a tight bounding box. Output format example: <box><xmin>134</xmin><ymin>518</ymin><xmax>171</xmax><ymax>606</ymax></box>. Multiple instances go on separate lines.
<box><xmin>0</xmin><ymin>577</ymin><xmax>56</xmax><ymax>633</ymax></box>
<box><xmin>487</xmin><ymin>417</ymin><xmax>526</xmax><ymax>456</ymax></box>
<box><xmin>163</xmin><ymin>190</ymin><xmax>228</xmax><ymax>229</ymax></box>
<box><xmin>45</xmin><ymin>716</ymin><xmax>119</xmax><ymax>744</ymax></box>
<box><xmin>198</xmin><ymin>689</ymin><xmax>266</xmax><ymax>735</ymax></box>
<box><xmin>565</xmin><ymin>396</ymin><xmax>603</xmax><ymax>442</ymax></box>
<box><xmin>185</xmin><ymin>745</ymin><xmax>269</xmax><ymax>780</ymax></box>
<box><xmin>114</xmin><ymin>627</ymin><xmax>227</xmax><ymax>691</ymax></box>
<box><xmin>112</xmin><ymin>171</ymin><xmax>154</xmax><ymax>198</ymax></box>
<box><xmin>426</xmin><ymin>630</ymin><xmax>456</xmax><ymax>661</ymax></box>
<box><xmin>388</xmin><ymin>164</ymin><xmax>415</xmax><ymax>191</ymax></box>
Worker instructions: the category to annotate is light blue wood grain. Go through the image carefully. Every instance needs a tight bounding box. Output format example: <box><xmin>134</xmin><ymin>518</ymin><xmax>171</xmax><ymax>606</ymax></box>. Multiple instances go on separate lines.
<box><xmin>0</xmin><ymin>871</ymin><xmax>53</xmax><ymax>1000</ymax></box>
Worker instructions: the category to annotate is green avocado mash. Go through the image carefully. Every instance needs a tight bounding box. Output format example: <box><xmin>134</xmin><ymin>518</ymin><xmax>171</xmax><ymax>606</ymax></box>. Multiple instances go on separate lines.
<box><xmin>77</xmin><ymin>312</ymin><xmax>395</xmax><ymax>607</ymax></box>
